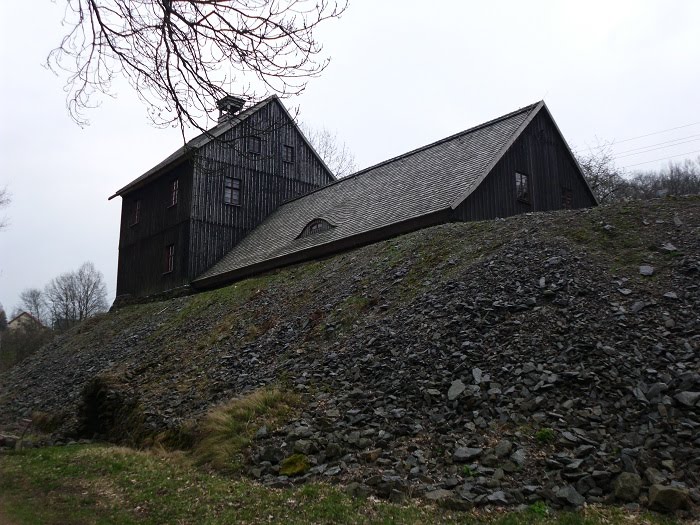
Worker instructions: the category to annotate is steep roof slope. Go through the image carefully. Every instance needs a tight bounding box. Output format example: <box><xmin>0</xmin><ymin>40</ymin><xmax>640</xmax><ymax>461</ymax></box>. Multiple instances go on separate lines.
<box><xmin>194</xmin><ymin>102</ymin><xmax>543</xmax><ymax>286</ymax></box>
<box><xmin>109</xmin><ymin>95</ymin><xmax>334</xmax><ymax>200</ymax></box>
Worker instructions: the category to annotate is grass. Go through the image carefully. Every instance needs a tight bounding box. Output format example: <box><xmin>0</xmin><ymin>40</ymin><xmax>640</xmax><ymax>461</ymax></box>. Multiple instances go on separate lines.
<box><xmin>190</xmin><ymin>387</ymin><xmax>300</xmax><ymax>473</ymax></box>
<box><xmin>535</xmin><ymin>428</ymin><xmax>556</xmax><ymax>444</ymax></box>
<box><xmin>0</xmin><ymin>444</ymin><xmax>684</xmax><ymax>525</ymax></box>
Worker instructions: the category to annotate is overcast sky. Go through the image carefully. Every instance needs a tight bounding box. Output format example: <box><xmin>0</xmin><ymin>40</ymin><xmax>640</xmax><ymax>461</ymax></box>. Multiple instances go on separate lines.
<box><xmin>1</xmin><ymin>1</ymin><xmax>699</xmax><ymax>315</ymax></box>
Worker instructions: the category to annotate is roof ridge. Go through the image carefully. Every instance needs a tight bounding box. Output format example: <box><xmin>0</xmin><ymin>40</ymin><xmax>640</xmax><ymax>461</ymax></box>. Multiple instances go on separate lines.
<box><xmin>109</xmin><ymin>95</ymin><xmax>279</xmax><ymax>199</ymax></box>
<box><xmin>280</xmin><ymin>101</ymin><xmax>542</xmax><ymax>207</ymax></box>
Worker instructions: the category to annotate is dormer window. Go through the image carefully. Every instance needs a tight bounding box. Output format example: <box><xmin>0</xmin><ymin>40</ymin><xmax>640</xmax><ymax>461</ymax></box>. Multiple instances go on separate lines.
<box><xmin>298</xmin><ymin>218</ymin><xmax>333</xmax><ymax>238</ymax></box>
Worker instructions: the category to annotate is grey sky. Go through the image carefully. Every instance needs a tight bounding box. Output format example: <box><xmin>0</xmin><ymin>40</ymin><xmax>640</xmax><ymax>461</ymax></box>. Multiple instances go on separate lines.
<box><xmin>1</xmin><ymin>1</ymin><xmax>699</xmax><ymax>314</ymax></box>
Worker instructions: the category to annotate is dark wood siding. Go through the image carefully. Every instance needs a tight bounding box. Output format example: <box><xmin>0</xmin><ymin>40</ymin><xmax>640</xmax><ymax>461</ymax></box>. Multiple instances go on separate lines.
<box><xmin>453</xmin><ymin>110</ymin><xmax>596</xmax><ymax>221</ymax></box>
<box><xmin>188</xmin><ymin>99</ymin><xmax>334</xmax><ymax>278</ymax></box>
<box><xmin>116</xmin><ymin>161</ymin><xmax>193</xmax><ymax>296</ymax></box>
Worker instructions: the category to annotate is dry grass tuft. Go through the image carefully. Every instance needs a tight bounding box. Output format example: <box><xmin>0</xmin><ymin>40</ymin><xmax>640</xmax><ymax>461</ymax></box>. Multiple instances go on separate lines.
<box><xmin>191</xmin><ymin>387</ymin><xmax>299</xmax><ymax>473</ymax></box>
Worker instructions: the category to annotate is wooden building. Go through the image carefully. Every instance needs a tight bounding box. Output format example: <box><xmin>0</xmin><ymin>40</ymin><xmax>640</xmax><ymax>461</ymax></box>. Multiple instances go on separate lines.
<box><xmin>109</xmin><ymin>96</ymin><xmax>335</xmax><ymax>298</ymax></box>
<box><xmin>111</xmin><ymin>99</ymin><xmax>597</xmax><ymax>299</ymax></box>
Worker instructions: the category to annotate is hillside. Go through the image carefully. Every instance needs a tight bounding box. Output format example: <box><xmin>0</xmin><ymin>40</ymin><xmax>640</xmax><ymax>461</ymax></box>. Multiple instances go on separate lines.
<box><xmin>1</xmin><ymin>196</ymin><xmax>699</xmax><ymax>514</ymax></box>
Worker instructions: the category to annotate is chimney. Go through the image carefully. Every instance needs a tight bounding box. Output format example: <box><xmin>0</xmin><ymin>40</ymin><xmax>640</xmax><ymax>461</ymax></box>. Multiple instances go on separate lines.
<box><xmin>216</xmin><ymin>95</ymin><xmax>245</xmax><ymax>123</ymax></box>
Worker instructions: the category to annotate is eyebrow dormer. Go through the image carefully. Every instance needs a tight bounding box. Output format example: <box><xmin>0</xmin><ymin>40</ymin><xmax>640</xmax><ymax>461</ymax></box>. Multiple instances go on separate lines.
<box><xmin>298</xmin><ymin>218</ymin><xmax>333</xmax><ymax>239</ymax></box>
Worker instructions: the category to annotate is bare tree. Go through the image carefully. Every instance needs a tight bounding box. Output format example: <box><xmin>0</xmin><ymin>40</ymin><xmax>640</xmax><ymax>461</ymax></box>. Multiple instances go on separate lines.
<box><xmin>300</xmin><ymin>123</ymin><xmax>357</xmax><ymax>178</ymax></box>
<box><xmin>44</xmin><ymin>262</ymin><xmax>109</xmax><ymax>330</ymax></box>
<box><xmin>0</xmin><ymin>306</ymin><xmax>7</xmax><ymax>332</ymax></box>
<box><xmin>575</xmin><ymin>141</ymin><xmax>627</xmax><ymax>203</ymax></box>
<box><xmin>48</xmin><ymin>0</ymin><xmax>347</xmax><ymax>133</ymax></box>
<box><xmin>19</xmin><ymin>288</ymin><xmax>48</xmax><ymax>326</ymax></box>
<box><xmin>0</xmin><ymin>186</ymin><xmax>9</xmax><ymax>230</ymax></box>
<box><xmin>628</xmin><ymin>157</ymin><xmax>700</xmax><ymax>199</ymax></box>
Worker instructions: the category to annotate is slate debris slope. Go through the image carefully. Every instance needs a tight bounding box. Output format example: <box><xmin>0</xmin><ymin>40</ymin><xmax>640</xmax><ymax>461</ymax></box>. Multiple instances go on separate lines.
<box><xmin>0</xmin><ymin>196</ymin><xmax>698</xmax><ymax>514</ymax></box>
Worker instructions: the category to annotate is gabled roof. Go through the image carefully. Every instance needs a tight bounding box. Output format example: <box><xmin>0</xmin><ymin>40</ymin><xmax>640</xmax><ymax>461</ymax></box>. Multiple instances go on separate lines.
<box><xmin>8</xmin><ymin>311</ymin><xmax>44</xmax><ymax>328</ymax></box>
<box><xmin>108</xmin><ymin>95</ymin><xmax>335</xmax><ymax>200</ymax></box>
<box><xmin>194</xmin><ymin>101</ymin><xmax>549</xmax><ymax>287</ymax></box>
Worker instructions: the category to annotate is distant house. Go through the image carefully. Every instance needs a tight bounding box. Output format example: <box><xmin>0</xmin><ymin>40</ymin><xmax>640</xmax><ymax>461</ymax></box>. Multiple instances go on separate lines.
<box><xmin>111</xmin><ymin>98</ymin><xmax>597</xmax><ymax>299</ymax></box>
<box><xmin>7</xmin><ymin>312</ymin><xmax>45</xmax><ymax>332</ymax></box>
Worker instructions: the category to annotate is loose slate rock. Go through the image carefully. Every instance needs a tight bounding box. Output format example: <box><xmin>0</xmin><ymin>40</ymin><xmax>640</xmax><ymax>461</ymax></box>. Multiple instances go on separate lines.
<box><xmin>674</xmin><ymin>391</ymin><xmax>700</xmax><ymax>407</ymax></box>
<box><xmin>447</xmin><ymin>379</ymin><xmax>466</xmax><ymax>400</ymax></box>
<box><xmin>648</xmin><ymin>484</ymin><xmax>691</xmax><ymax>512</ymax></box>
<box><xmin>556</xmin><ymin>485</ymin><xmax>585</xmax><ymax>507</ymax></box>
<box><xmin>639</xmin><ymin>265</ymin><xmax>655</xmax><ymax>276</ymax></box>
<box><xmin>613</xmin><ymin>472</ymin><xmax>642</xmax><ymax>502</ymax></box>
<box><xmin>453</xmin><ymin>447</ymin><xmax>482</xmax><ymax>462</ymax></box>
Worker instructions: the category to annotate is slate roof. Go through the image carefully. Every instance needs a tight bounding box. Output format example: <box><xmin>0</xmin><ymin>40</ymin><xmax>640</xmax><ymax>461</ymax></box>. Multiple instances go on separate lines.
<box><xmin>109</xmin><ymin>95</ymin><xmax>281</xmax><ymax>200</ymax></box>
<box><xmin>194</xmin><ymin>101</ymin><xmax>544</xmax><ymax>287</ymax></box>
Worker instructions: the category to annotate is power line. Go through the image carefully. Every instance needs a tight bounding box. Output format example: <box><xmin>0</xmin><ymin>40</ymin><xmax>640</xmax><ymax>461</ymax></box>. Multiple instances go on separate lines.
<box><xmin>614</xmin><ymin>133</ymin><xmax>700</xmax><ymax>155</ymax></box>
<box><xmin>614</xmin><ymin>137</ymin><xmax>700</xmax><ymax>159</ymax></box>
<box><xmin>620</xmin><ymin>149</ymin><xmax>700</xmax><ymax>170</ymax></box>
<box><xmin>573</xmin><ymin>120</ymin><xmax>700</xmax><ymax>154</ymax></box>
<box><xmin>613</xmin><ymin>121</ymin><xmax>700</xmax><ymax>145</ymax></box>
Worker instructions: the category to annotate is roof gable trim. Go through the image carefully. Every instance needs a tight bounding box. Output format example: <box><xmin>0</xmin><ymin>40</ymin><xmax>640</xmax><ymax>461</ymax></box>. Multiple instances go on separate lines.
<box><xmin>449</xmin><ymin>101</ymin><xmax>544</xmax><ymax>209</ymax></box>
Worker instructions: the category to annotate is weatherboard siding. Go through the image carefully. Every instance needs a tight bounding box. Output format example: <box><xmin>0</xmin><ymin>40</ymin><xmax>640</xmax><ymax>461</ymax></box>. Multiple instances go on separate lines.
<box><xmin>188</xmin><ymin>99</ymin><xmax>333</xmax><ymax>279</ymax></box>
<box><xmin>116</xmin><ymin>162</ymin><xmax>194</xmax><ymax>297</ymax></box>
<box><xmin>453</xmin><ymin>110</ymin><xmax>596</xmax><ymax>221</ymax></box>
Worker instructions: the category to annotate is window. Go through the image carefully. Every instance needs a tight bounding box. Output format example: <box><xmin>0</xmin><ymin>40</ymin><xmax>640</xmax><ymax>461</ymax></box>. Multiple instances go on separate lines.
<box><xmin>224</xmin><ymin>176</ymin><xmax>241</xmax><ymax>206</ymax></box>
<box><xmin>561</xmin><ymin>188</ymin><xmax>573</xmax><ymax>209</ymax></box>
<box><xmin>298</xmin><ymin>218</ymin><xmax>333</xmax><ymax>238</ymax></box>
<box><xmin>164</xmin><ymin>244</ymin><xmax>175</xmax><ymax>274</ymax></box>
<box><xmin>515</xmin><ymin>172</ymin><xmax>530</xmax><ymax>202</ymax></box>
<box><xmin>169</xmin><ymin>179</ymin><xmax>179</xmax><ymax>207</ymax></box>
<box><xmin>130</xmin><ymin>200</ymin><xmax>141</xmax><ymax>226</ymax></box>
<box><xmin>247</xmin><ymin>136</ymin><xmax>261</xmax><ymax>155</ymax></box>
<box><xmin>283</xmin><ymin>145</ymin><xmax>295</xmax><ymax>164</ymax></box>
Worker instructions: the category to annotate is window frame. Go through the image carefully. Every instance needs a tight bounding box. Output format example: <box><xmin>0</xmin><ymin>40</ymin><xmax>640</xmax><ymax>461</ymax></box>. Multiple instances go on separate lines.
<box><xmin>247</xmin><ymin>136</ymin><xmax>262</xmax><ymax>155</ymax></box>
<box><xmin>298</xmin><ymin>218</ymin><xmax>333</xmax><ymax>238</ymax></box>
<box><xmin>169</xmin><ymin>179</ymin><xmax>179</xmax><ymax>208</ymax></box>
<box><xmin>164</xmin><ymin>244</ymin><xmax>175</xmax><ymax>274</ymax></box>
<box><xmin>282</xmin><ymin>144</ymin><xmax>295</xmax><ymax>164</ymax></box>
<box><xmin>515</xmin><ymin>171</ymin><xmax>530</xmax><ymax>203</ymax></box>
<box><xmin>561</xmin><ymin>187</ymin><xmax>573</xmax><ymax>209</ymax></box>
<box><xmin>224</xmin><ymin>176</ymin><xmax>242</xmax><ymax>206</ymax></box>
<box><xmin>130</xmin><ymin>199</ymin><xmax>141</xmax><ymax>226</ymax></box>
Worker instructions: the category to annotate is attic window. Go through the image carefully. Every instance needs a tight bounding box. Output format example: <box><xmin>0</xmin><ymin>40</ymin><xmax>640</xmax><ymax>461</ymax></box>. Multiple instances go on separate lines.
<box><xmin>169</xmin><ymin>179</ymin><xmax>179</xmax><ymax>207</ymax></box>
<box><xmin>224</xmin><ymin>176</ymin><xmax>241</xmax><ymax>206</ymax></box>
<box><xmin>515</xmin><ymin>172</ymin><xmax>530</xmax><ymax>203</ymax></box>
<box><xmin>298</xmin><ymin>218</ymin><xmax>333</xmax><ymax>238</ymax></box>
<box><xmin>248</xmin><ymin>136</ymin><xmax>261</xmax><ymax>155</ymax></box>
<box><xmin>283</xmin><ymin>145</ymin><xmax>295</xmax><ymax>164</ymax></box>
<box><xmin>130</xmin><ymin>200</ymin><xmax>141</xmax><ymax>226</ymax></box>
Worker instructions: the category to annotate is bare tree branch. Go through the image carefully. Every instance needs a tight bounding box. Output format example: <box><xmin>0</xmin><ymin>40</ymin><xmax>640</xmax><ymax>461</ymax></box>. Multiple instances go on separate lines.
<box><xmin>47</xmin><ymin>0</ymin><xmax>347</xmax><ymax>136</ymax></box>
<box><xmin>299</xmin><ymin>122</ymin><xmax>356</xmax><ymax>178</ymax></box>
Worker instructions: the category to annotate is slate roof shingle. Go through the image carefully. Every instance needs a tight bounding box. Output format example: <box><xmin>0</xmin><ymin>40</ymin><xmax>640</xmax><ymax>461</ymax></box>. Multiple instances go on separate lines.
<box><xmin>194</xmin><ymin>101</ymin><xmax>543</xmax><ymax>286</ymax></box>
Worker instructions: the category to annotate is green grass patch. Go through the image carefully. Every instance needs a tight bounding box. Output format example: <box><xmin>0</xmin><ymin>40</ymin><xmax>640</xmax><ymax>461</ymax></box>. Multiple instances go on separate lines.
<box><xmin>0</xmin><ymin>444</ymin><xmax>683</xmax><ymax>525</ymax></box>
<box><xmin>535</xmin><ymin>427</ymin><xmax>556</xmax><ymax>444</ymax></box>
<box><xmin>190</xmin><ymin>386</ymin><xmax>300</xmax><ymax>473</ymax></box>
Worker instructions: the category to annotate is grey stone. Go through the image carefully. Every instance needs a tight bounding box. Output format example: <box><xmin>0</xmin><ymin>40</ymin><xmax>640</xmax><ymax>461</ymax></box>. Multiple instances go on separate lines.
<box><xmin>639</xmin><ymin>265</ymin><xmax>655</xmax><ymax>276</ymax></box>
<box><xmin>425</xmin><ymin>489</ymin><xmax>454</xmax><ymax>501</ymax></box>
<box><xmin>556</xmin><ymin>485</ymin><xmax>585</xmax><ymax>507</ymax></box>
<box><xmin>494</xmin><ymin>440</ymin><xmax>513</xmax><ymax>458</ymax></box>
<box><xmin>453</xmin><ymin>447</ymin><xmax>482</xmax><ymax>462</ymax></box>
<box><xmin>487</xmin><ymin>490</ymin><xmax>508</xmax><ymax>504</ymax></box>
<box><xmin>448</xmin><ymin>379</ymin><xmax>466</xmax><ymax>400</ymax></box>
<box><xmin>648</xmin><ymin>484</ymin><xmax>690</xmax><ymax>512</ymax></box>
<box><xmin>674</xmin><ymin>391</ymin><xmax>700</xmax><ymax>407</ymax></box>
<box><xmin>613</xmin><ymin>472</ymin><xmax>642</xmax><ymax>502</ymax></box>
